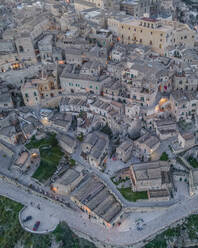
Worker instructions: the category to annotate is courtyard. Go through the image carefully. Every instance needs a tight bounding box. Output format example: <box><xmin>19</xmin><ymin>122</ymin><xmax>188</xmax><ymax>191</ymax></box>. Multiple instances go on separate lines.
<box><xmin>26</xmin><ymin>133</ymin><xmax>64</xmax><ymax>182</ymax></box>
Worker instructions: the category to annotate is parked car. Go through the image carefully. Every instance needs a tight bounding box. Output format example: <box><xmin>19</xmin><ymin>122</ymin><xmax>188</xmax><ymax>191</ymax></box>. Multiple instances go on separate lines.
<box><xmin>33</xmin><ymin>221</ymin><xmax>40</xmax><ymax>231</ymax></box>
<box><xmin>23</xmin><ymin>216</ymin><xmax>32</xmax><ymax>222</ymax></box>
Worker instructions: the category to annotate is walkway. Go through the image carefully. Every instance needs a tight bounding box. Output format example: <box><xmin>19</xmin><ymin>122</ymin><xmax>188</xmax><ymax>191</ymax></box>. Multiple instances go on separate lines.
<box><xmin>1</xmin><ymin>176</ymin><xmax>198</xmax><ymax>247</ymax></box>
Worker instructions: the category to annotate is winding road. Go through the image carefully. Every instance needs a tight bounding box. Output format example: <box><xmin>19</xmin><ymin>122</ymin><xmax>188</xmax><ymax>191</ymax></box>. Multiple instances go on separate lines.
<box><xmin>1</xmin><ymin>174</ymin><xmax>198</xmax><ymax>247</ymax></box>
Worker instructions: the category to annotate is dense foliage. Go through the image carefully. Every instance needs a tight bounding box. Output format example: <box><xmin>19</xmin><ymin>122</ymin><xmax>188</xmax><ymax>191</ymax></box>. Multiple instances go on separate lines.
<box><xmin>145</xmin><ymin>215</ymin><xmax>198</xmax><ymax>248</ymax></box>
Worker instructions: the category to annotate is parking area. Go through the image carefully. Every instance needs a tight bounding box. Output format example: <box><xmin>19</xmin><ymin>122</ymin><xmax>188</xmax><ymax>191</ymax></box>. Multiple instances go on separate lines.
<box><xmin>20</xmin><ymin>204</ymin><xmax>59</xmax><ymax>233</ymax></box>
<box><xmin>118</xmin><ymin>209</ymin><xmax>167</xmax><ymax>232</ymax></box>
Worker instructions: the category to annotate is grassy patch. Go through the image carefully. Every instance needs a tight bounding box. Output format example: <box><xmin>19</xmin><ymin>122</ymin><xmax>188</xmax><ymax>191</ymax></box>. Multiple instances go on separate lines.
<box><xmin>0</xmin><ymin>196</ymin><xmax>95</xmax><ymax>248</ymax></box>
<box><xmin>118</xmin><ymin>187</ymin><xmax>148</xmax><ymax>202</ymax></box>
<box><xmin>26</xmin><ymin>133</ymin><xmax>64</xmax><ymax>182</ymax></box>
<box><xmin>187</xmin><ymin>156</ymin><xmax>198</xmax><ymax>168</ymax></box>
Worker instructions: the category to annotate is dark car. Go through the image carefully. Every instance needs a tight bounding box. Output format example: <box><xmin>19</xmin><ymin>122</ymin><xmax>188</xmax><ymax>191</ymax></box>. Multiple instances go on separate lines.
<box><xmin>23</xmin><ymin>216</ymin><xmax>32</xmax><ymax>222</ymax></box>
<box><xmin>33</xmin><ymin>221</ymin><xmax>40</xmax><ymax>231</ymax></box>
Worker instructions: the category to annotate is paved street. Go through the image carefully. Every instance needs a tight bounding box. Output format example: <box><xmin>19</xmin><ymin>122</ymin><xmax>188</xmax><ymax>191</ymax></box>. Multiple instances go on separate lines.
<box><xmin>1</xmin><ymin>176</ymin><xmax>198</xmax><ymax>247</ymax></box>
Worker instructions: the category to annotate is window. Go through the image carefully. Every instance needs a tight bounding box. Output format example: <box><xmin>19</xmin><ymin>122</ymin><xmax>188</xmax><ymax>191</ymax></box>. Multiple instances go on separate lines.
<box><xmin>25</xmin><ymin>93</ymin><xmax>29</xmax><ymax>98</ymax></box>
<box><xmin>159</xmin><ymin>44</ymin><xmax>162</xmax><ymax>49</ymax></box>
<box><xmin>90</xmin><ymin>85</ymin><xmax>93</xmax><ymax>88</ymax></box>
<box><xmin>134</xmin><ymin>28</ymin><xmax>136</xmax><ymax>31</ymax></box>
<box><xmin>34</xmin><ymin>92</ymin><xmax>37</xmax><ymax>96</ymax></box>
<box><xmin>140</xmin><ymin>38</ymin><xmax>142</xmax><ymax>43</ymax></box>
<box><xmin>140</xmin><ymin>30</ymin><xmax>142</xmax><ymax>33</ymax></box>
<box><xmin>128</xmin><ymin>27</ymin><xmax>130</xmax><ymax>30</ymax></box>
<box><xmin>150</xmin><ymin>40</ymin><xmax>152</xmax><ymax>45</ymax></box>
<box><xmin>19</xmin><ymin>45</ymin><xmax>24</xmax><ymax>53</ymax></box>
<box><xmin>151</xmin><ymin>32</ymin><xmax>152</xmax><ymax>35</ymax></box>
<box><xmin>141</xmin><ymin>97</ymin><xmax>144</xmax><ymax>101</ymax></box>
<box><xmin>160</xmin><ymin>33</ymin><xmax>163</xmax><ymax>37</ymax></box>
<box><xmin>128</xmin><ymin>36</ymin><xmax>130</xmax><ymax>40</ymax></box>
<box><xmin>96</xmin><ymin>86</ymin><xmax>98</xmax><ymax>90</ymax></box>
<box><xmin>122</xmin><ymin>26</ymin><xmax>124</xmax><ymax>29</ymax></box>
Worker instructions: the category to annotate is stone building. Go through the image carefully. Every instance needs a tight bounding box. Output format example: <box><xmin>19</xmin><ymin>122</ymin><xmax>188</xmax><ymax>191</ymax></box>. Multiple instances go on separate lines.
<box><xmin>52</xmin><ymin>167</ymin><xmax>84</xmax><ymax>195</ymax></box>
<box><xmin>154</xmin><ymin>118</ymin><xmax>178</xmax><ymax>140</ymax></box>
<box><xmin>116</xmin><ymin>140</ymin><xmax>133</xmax><ymax>162</ymax></box>
<box><xmin>57</xmin><ymin>133</ymin><xmax>77</xmax><ymax>155</ymax></box>
<box><xmin>130</xmin><ymin>161</ymin><xmax>172</xmax><ymax>200</ymax></box>
<box><xmin>120</xmin><ymin>0</ymin><xmax>160</xmax><ymax>18</ymax></box>
<box><xmin>71</xmin><ymin>174</ymin><xmax>122</xmax><ymax>228</ymax></box>
<box><xmin>21</xmin><ymin>77</ymin><xmax>62</xmax><ymax>107</ymax></box>
<box><xmin>81</xmin><ymin>131</ymin><xmax>109</xmax><ymax>168</ymax></box>
<box><xmin>134</xmin><ymin>132</ymin><xmax>160</xmax><ymax>159</ymax></box>
<box><xmin>170</xmin><ymin>91</ymin><xmax>198</xmax><ymax>121</ymax></box>
<box><xmin>15</xmin><ymin>33</ymin><xmax>37</xmax><ymax>65</ymax></box>
<box><xmin>60</xmin><ymin>63</ymin><xmax>110</xmax><ymax>95</ymax></box>
<box><xmin>178</xmin><ymin>132</ymin><xmax>195</xmax><ymax>149</ymax></box>
<box><xmin>108</xmin><ymin>17</ymin><xmax>195</xmax><ymax>55</ymax></box>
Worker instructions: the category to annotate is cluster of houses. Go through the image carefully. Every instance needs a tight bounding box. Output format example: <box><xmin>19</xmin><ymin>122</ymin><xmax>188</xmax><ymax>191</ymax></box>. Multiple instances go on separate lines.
<box><xmin>1</xmin><ymin>0</ymin><xmax>198</xmax><ymax>229</ymax></box>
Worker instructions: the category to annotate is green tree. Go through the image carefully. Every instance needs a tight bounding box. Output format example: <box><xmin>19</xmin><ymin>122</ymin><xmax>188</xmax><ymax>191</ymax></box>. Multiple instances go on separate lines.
<box><xmin>160</xmin><ymin>152</ymin><xmax>169</xmax><ymax>161</ymax></box>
